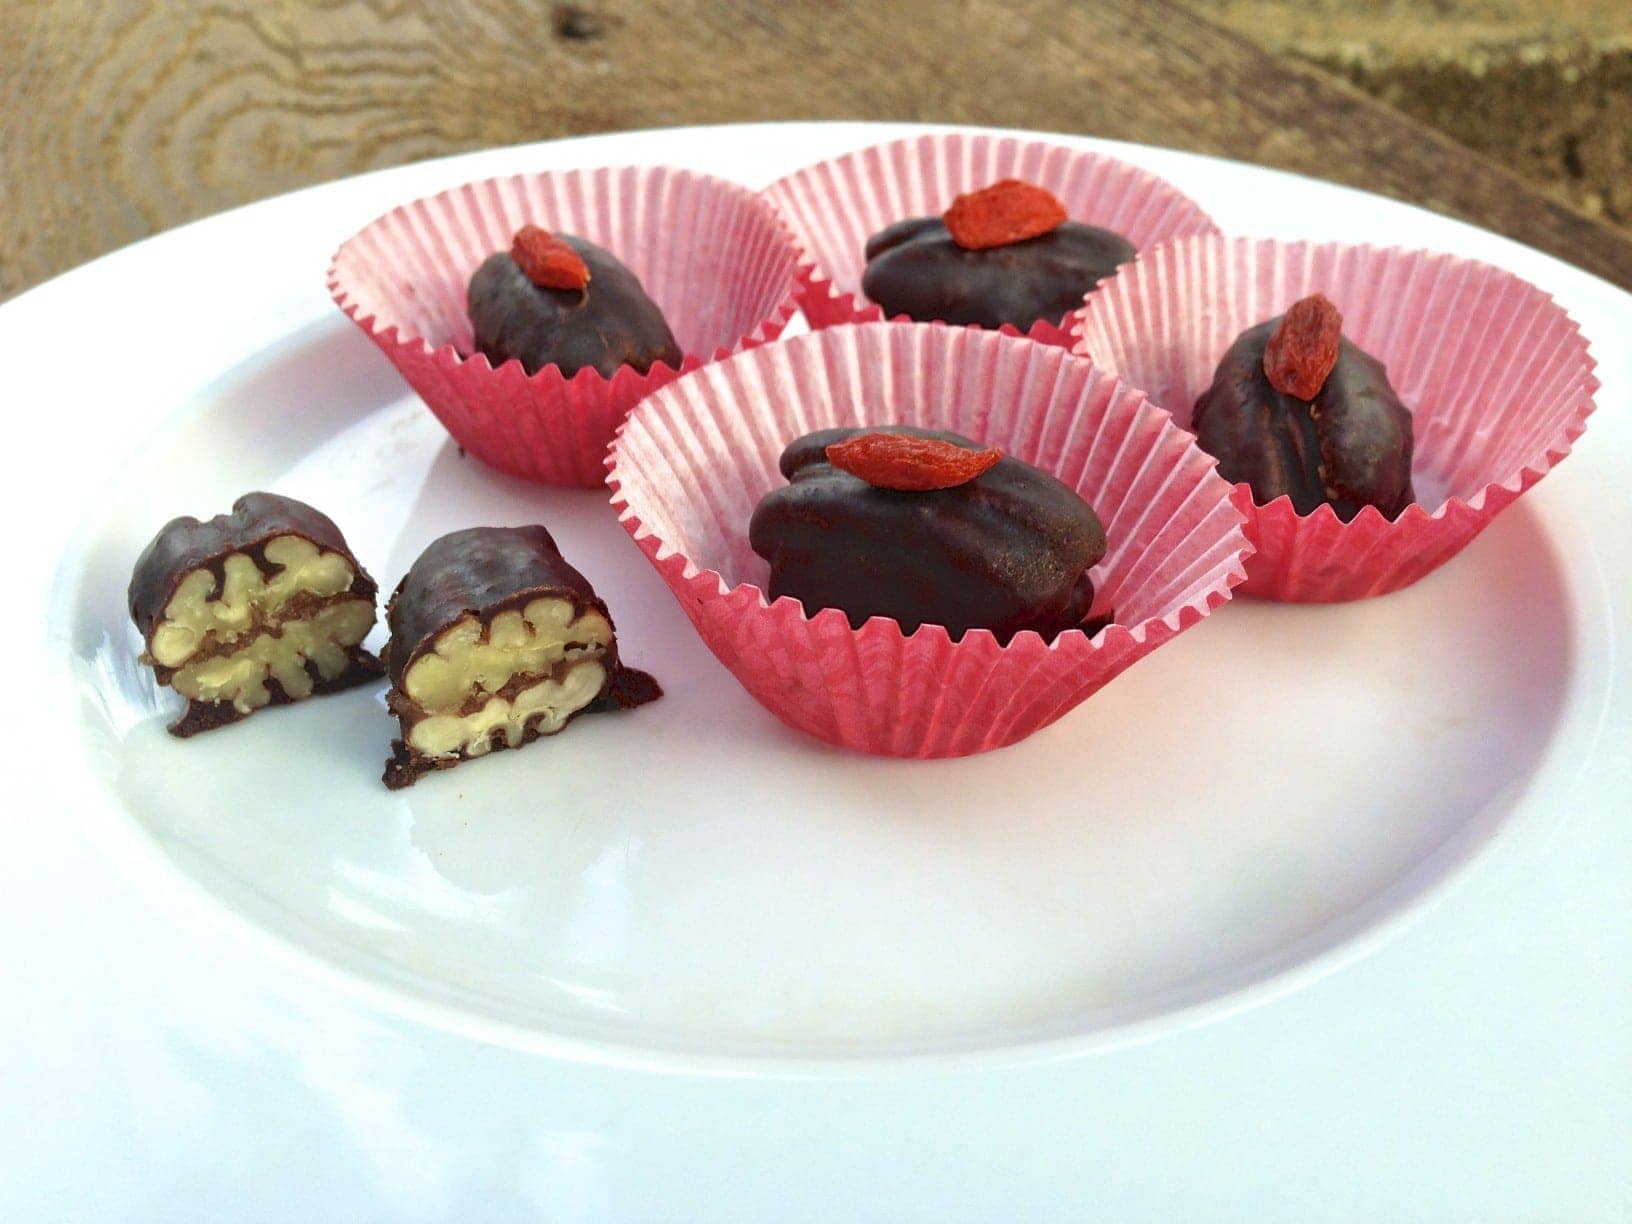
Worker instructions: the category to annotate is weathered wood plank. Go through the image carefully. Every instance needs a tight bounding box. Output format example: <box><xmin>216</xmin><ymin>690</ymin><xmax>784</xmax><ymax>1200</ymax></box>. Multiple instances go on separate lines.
<box><xmin>3</xmin><ymin>0</ymin><xmax>1631</xmax><ymax>300</ymax></box>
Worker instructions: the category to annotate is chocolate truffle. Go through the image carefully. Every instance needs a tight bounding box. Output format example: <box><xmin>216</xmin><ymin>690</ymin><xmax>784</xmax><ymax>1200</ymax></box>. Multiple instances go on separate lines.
<box><xmin>860</xmin><ymin>179</ymin><xmax>1135</xmax><ymax>331</ymax></box>
<box><xmin>382</xmin><ymin>525</ymin><xmax>660</xmax><ymax>788</ymax></box>
<box><xmin>128</xmin><ymin>492</ymin><xmax>382</xmax><ymax>736</ymax></box>
<box><xmin>1192</xmin><ymin>296</ymin><xmax>1415</xmax><ymax>519</ymax></box>
<box><xmin>748</xmin><ymin>426</ymin><xmax>1109</xmax><ymax>641</ymax></box>
<box><xmin>468</xmin><ymin>227</ymin><xmax>682</xmax><ymax>378</ymax></box>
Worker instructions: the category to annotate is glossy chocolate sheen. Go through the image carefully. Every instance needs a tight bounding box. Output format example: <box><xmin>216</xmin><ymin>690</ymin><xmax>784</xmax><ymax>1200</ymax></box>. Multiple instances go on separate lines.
<box><xmin>860</xmin><ymin>217</ymin><xmax>1136</xmax><ymax>330</ymax></box>
<box><xmin>385</xmin><ymin>524</ymin><xmax>612</xmax><ymax>693</ymax></box>
<box><xmin>467</xmin><ymin>235</ymin><xmax>682</xmax><ymax>378</ymax></box>
<box><xmin>749</xmin><ymin>426</ymin><xmax>1107</xmax><ymax>641</ymax></box>
<box><xmin>128</xmin><ymin>491</ymin><xmax>377</xmax><ymax>646</ymax></box>
<box><xmin>1192</xmin><ymin>321</ymin><xmax>1416</xmax><ymax>520</ymax></box>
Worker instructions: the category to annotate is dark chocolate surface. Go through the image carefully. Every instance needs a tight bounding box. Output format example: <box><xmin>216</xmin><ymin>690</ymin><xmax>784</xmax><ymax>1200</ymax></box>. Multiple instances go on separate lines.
<box><xmin>128</xmin><ymin>491</ymin><xmax>377</xmax><ymax>646</ymax></box>
<box><xmin>1192</xmin><ymin>320</ymin><xmax>1416</xmax><ymax>519</ymax></box>
<box><xmin>860</xmin><ymin>217</ymin><xmax>1135</xmax><ymax>331</ymax></box>
<box><xmin>467</xmin><ymin>235</ymin><xmax>682</xmax><ymax>378</ymax></box>
<box><xmin>748</xmin><ymin>426</ymin><xmax>1108</xmax><ymax>641</ymax></box>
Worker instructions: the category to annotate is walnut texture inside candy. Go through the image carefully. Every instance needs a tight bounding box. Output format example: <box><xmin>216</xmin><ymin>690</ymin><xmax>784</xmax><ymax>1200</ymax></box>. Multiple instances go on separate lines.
<box><xmin>146</xmin><ymin>534</ymin><xmax>375</xmax><ymax>716</ymax></box>
<box><xmin>171</xmin><ymin>601</ymin><xmax>376</xmax><ymax>713</ymax></box>
<box><xmin>400</xmin><ymin>596</ymin><xmax>613</xmax><ymax>759</ymax></box>
<box><xmin>149</xmin><ymin>535</ymin><xmax>360</xmax><ymax>668</ymax></box>
<box><xmin>408</xmin><ymin>659</ymin><xmax>608</xmax><ymax>758</ymax></box>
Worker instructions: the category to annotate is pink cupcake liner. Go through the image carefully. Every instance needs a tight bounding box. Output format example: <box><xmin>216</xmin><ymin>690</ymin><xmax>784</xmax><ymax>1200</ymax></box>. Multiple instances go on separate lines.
<box><xmin>328</xmin><ymin>166</ymin><xmax>803</xmax><ymax>488</ymax></box>
<box><xmin>762</xmin><ymin>133</ymin><xmax>1220</xmax><ymax>348</ymax></box>
<box><xmin>1073</xmin><ymin>236</ymin><xmax>1598</xmax><ymax>601</ymax></box>
<box><xmin>607</xmin><ymin>322</ymin><xmax>1251</xmax><ymax>757</ymax></box>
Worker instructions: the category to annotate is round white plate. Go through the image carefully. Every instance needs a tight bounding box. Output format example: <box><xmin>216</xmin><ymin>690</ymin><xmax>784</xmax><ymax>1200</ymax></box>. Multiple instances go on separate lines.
<box><xmin>5</xmin><ymin>124</ymin><xmax>1629</xmax><ymax>1221</ymax></box>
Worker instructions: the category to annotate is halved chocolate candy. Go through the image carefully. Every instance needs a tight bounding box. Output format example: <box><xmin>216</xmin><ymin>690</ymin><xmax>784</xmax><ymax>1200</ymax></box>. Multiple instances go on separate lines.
<box><xmin>128</xmin><ymin>492</ymin><xmax>382</xmax><ymax>736</ymax></box>
<box><xmin>382</xmin><ymin>525</ymin><xmax>659</xmax><ymax>788</ymax></box>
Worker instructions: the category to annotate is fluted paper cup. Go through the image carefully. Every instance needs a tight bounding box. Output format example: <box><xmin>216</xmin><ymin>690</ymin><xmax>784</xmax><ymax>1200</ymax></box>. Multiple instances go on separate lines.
<box><xmin>762</xmin><ymin>133</ymin><xmax>1220</xmax><ymax>348</ymax></box>
<box><xmin>1073</xmin><ymin>236</ymin><xmax>1597</xmax><ymax>601</ymax></box>
<box><xmin>328</xmin><ymin>166</ymin><xmax>802</xmax><ymax>487</ymax></box>
<box><xmin>607</xmin><ymin>323</ymin><xmax>1251</xmax><ymax>757</ymax></box>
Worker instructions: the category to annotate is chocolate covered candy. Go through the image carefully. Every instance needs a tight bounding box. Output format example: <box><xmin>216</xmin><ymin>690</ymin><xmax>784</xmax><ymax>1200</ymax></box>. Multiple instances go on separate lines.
<box><xmin>1192</xmin><ymin>295</ymin><xmax>1416</xmax><ymax>520</ymax></box>
<box><xmin>860</xmin><ymin>179</ymin><xmax>1135</xmax><ymax>331</ymax></box>
<box><xmin>749</xmin><ymin>426</ymin><xmax>1109</xmax><ymax>642</ymax></box>
<box><xmin>468</xmin><ymin>226</ymin><xmax>682</xmax><ymax>378</ymax></box>
<box><xmin>382</xmin><ymin>525</ymin><xmax>659</xmax><ymax>788</ymax></box>
<box><xmin>128</xmin><ymin>492</ymin><xmax>382</xmax><ymax>736</ymax></box>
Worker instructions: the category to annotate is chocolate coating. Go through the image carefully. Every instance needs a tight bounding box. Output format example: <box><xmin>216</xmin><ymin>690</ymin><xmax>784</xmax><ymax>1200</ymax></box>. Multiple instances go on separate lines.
<box><xmin>860</xmin><ymin>217</ymin><xmax>1136</xmax><ymax>331</ymax></box>
<box><xmin>129</xmin><ymin>491</ymin><xmax>378</xmax><ymax>653</ymax></box>
<box><xmin>383</xmin><ymin>525</ymin><xmax>660</xmax><ymax>787</ymax></box>
<box><xmin>749</xmin><ymin>426</ymin><xmax>1108</xmax><ymax>641</ymax></box>
<box><xmin>1192</xmin><ymin>320</ymin><xmax>1415</xmax><ymax>519</ymax></box>
<box><xmin>468</xmin><ymin>235</ymin><xmax>682</xmax><ymax>378</ymax></box>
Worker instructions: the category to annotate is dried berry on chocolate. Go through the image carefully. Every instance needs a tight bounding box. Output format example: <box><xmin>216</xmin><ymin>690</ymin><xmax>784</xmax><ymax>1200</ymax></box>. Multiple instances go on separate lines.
<box><xmin>750</xmin><ymin>425</ymin><xmax>1107</xmax><ymax>641</ymax></box>
<box><xmin>468</xmin><ymin>227</ymin><xmax>680</xmax><ymax>377</ymax></box>
<box><xmin>860</xmin><ymin>179</ymin><xmax>1135</xmax><ymax>331</ymax></box>
<box><xmin>1192</xmin><ymin>295</ymin><xmax>1415</xmax><ymax>519</ymax></box>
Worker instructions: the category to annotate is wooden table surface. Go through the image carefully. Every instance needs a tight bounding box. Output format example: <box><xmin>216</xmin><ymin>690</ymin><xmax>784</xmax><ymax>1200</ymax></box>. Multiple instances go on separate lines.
<box><xmin>5</xmin><ymin>0</ymin><xmax>1632</xmax><ymax>301</ymax></box>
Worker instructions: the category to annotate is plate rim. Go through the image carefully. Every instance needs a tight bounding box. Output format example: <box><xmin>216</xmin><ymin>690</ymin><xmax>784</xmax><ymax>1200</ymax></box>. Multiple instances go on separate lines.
<box><xmin>11</xmin><ymin>120</ymin><xmax>1632</xmax><ymax>1081</ymax></box>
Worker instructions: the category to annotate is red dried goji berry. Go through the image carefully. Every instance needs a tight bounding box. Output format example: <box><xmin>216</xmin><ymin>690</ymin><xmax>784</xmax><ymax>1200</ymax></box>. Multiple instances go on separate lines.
<box><xmin>825</xmin><ymin>432</ymin><xmax>1003</xmax><ymax>491</ymax></box>
<box><xmin>511</xmin><ymin>225</ymin><xmax>591</xmax><ymax>291</ymax></box>
<box><xmin>942</xmin><ymin>179</ymin><xmax>1068</xmax><ymax>250</ymax></box>
<box><xmin>1263</xmin><ymin>293</ymin><xmax>1343</xmax><ymax>399</ymax></box>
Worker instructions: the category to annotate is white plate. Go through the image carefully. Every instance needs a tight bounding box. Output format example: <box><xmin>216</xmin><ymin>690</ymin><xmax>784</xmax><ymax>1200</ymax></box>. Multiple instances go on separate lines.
<box><xmin>4</xmin><ymin>124</ymin><xmax>1629</xmax><ymax>1220</ymax></box>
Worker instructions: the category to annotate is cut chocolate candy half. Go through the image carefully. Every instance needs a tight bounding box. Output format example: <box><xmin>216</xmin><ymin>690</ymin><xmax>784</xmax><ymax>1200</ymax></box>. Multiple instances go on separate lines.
<box><xmin>128</xmin><ymin>492</ymin><xmax>383</xmax><ymax>736</ymax></box>
<box><xmin>382</xmin><ymin>525</ymin><xmax>660</xmax><ymax>789</ymax></box>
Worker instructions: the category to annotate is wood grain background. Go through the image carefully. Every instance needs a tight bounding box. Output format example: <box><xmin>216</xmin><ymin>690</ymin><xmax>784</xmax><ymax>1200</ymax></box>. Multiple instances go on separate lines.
<box><xmin>5</xmin><ymin>0</ymin><xmax>1632</xmax><ymax>301</ymax></box>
